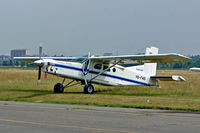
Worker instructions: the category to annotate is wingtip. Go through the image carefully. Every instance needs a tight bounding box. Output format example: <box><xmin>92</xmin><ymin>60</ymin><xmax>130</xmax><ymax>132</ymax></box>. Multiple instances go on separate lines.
<box><xmin>172</xmin><ymin>76</ymin><xmax>186</xmax><ymax>81</ymax></box>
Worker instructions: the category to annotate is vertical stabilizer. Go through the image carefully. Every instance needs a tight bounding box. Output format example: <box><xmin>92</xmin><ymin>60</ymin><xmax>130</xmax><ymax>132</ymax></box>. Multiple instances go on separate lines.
<box><xmin>144</xmin><ymin>47</ymin><xmax>158</xmax><ymax>76</ymax></box>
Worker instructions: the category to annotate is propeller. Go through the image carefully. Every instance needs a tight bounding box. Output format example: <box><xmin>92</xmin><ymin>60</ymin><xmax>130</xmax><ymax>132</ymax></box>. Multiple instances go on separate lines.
<box><xmin>38</xmin><ymin>66</ymin><xmax>42</xmax><ymax>83</ymax></box>
<box><xmin>37</xmin><ymin>46</ymin><xmax>42</xmax><ymax>87</ymax></box>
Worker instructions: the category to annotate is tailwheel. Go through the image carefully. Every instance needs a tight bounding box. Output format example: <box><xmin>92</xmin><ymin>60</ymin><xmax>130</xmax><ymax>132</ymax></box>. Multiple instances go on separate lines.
<box><xmin>54</xmin><ymin>83</ymin><xmax>64</xmax><ymax>93</ymax></box>
<box><xmin>84</xmin><ymin>84</ymin><xmax>94</xmax><ymax>94</ymax></box>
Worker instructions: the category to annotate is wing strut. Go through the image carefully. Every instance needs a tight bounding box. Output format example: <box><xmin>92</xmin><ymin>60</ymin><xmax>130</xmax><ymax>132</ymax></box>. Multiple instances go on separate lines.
<box><xmin>82</xmin><ymin>59</ymin><xmax>90</xmax><ymax>75</ymax></box>
<box><xmin>88</xmin><ymin>60</ymin><xmax>121</xmax><ymax>82</ymax></box>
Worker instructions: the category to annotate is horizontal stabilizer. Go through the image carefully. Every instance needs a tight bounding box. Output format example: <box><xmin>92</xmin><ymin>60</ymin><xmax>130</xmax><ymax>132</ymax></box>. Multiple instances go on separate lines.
<box><xmin>151</xmin><ymin>76</ymin><xmax>185</xmax><ymax>81</ymax></box>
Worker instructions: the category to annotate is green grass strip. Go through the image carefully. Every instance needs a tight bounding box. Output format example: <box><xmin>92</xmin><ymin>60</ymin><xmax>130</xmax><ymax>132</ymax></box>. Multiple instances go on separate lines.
<box><xmin>0</xmin><ymin>97</ymin><xmax>199</xmax><ymax>112</ymax></box>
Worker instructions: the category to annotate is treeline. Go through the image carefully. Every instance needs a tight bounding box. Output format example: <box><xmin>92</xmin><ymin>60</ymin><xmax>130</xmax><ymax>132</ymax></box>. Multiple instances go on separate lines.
<box><xmin>0</xmin><ymin>60</ymin><xmax>36</xmax><ymax>67</ymax></box>
<box><xmin>158</xmin><ymin>55</ymin><xmax>200</xmax><ymax>69</ymax></box>
<box><xmin>1</xmin><ymin>55</ymin><xmax>200</xmax><ymax>69</ymax></box>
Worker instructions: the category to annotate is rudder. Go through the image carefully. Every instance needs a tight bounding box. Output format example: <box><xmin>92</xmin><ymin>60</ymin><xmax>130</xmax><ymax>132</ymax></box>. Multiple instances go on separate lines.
<box><xmin>144</xmin><ymin>47</ymin><xmax>158</xmax><ymax>76</ymax></box>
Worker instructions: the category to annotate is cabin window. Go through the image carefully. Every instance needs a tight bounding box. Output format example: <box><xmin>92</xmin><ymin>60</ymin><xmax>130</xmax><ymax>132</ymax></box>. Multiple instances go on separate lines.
<box><xmin>112</xmin><ymin>68</ymin><xmax>116</xmax><ymax>72</ymax></box>
<box><xmin>94</xmin><ymin>64</ymin><xmax>102</xmax><ymax>70</ymax></box>
<box><xmin>103</xmin><ymin>65</ymin><xmax>110</xmax><ymax>72</ymax></box>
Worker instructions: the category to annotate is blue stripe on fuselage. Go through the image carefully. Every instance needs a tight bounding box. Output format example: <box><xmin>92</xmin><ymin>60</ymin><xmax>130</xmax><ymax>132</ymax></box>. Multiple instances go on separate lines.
<box><xmin>54</xmin><ymin>63</ymin><xmax>149</xmax><ymax>85</ymax></box>
<box><xmin>55</xmin><ymin>64</ymin><xmax>82</xmax><ymax>71</ymax></box>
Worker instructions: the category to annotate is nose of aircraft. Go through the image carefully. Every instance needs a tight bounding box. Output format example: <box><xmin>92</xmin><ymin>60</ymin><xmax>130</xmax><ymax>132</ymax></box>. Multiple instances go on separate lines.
<box><xmin>34</xmin><ymin>60</ymin><xmax>44</xmax><ymax>66</ymax></box>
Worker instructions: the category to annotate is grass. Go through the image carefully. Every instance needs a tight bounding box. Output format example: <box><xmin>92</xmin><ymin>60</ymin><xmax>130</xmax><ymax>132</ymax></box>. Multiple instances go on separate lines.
<box><xmin>0</xmin><ymin>68</ymin><xmax>200</xmax><ymax>111</ymax></box>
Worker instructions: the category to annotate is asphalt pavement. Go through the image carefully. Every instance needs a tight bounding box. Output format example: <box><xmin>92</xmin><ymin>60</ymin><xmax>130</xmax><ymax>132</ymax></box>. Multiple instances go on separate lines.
<box><xmin>0</xmin><ymin>101</ymin><xmax>200</xmax><ymax>133</ymax></box>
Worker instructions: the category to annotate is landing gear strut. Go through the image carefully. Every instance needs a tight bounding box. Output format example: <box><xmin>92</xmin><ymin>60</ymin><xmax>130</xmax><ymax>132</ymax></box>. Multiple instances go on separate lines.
<box><xmin>53</xmin><ymin>78</ymin><xmax>80</xmax><ymax>93</ymax></box>
<box><xmin>53</xmin><ymin>78</ymin><xmax>95</xmax><ymax>94</ymax></box>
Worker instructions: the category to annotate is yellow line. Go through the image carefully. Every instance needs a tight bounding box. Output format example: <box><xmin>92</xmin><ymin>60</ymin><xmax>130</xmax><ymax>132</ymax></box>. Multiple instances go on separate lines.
<box><xmin>77</xmin><ymin>109</ymin><xmax>167</xmax><ymax>117</ymax></box>
<box><xmin>0</xmin><ymin>118</ymin><xmax>138</xmax><ymax>133</ymax></box>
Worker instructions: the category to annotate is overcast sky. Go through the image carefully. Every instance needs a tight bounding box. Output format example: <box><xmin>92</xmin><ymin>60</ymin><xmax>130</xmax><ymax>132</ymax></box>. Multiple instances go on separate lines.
<box><xmin>0</xmin><ymin>0</ymin><xmax>200</xmax><ymax>56</ymax></box>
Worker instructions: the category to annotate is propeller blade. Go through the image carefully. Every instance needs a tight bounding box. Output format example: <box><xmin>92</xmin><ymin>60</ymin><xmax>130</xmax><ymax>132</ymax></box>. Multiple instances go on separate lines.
<box><xmin>38</xmin><ymin>46</ymin><xmax>42</xmax><ymax>81</ymax></box>
<box><xmin>37</xmin><ymin>46</ymin><xmax>43</xmax><ymax>88</ymax></box>
<box><xmin>39</xmin><ymin>46</ymin><xmax>42</xmax><ymax>59</ymax></box>
<box><xmin>38</xmin><ymin>66</ymin><xmax>41</xmax><ymax>83</ymax></box>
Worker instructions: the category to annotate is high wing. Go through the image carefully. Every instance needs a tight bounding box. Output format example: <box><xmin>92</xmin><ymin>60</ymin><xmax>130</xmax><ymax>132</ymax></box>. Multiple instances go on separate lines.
<box><xmin>14</xmin><ymin>57</ymin><xmax>86</xmax><ymax>63</ymax></box>
<box><xmin>88</xmin><ymin>53</ymin><xmax>190</xmax><ymax>64</ymax></box>
<box><xmin>14</xmin><ymin>53</ymin><xmax>190</xmax><ymax>64</ymax></box>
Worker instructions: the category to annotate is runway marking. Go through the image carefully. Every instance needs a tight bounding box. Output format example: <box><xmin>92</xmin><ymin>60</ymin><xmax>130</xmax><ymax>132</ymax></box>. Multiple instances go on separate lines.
<box><xmin>0</xmin><ymin>118</ymin><xmax>138</xmax><ymax>133</ymax></box>
<box><xmin>70</xmin><ymin>108</ymin><xmax>167</xmax><ymax>117</ymax></box>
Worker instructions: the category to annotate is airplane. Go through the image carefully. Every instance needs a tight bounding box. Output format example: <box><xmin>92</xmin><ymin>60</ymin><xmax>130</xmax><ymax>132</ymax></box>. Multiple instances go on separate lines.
<box><xmin>190</xmin><ymin>67</ymin><xmax>200</xmax><ymax>71</ymax></box>
<box><xmin>14</xmin><ymin>46</ymin><xmax>190</xmax><ymax>94</ymax></box>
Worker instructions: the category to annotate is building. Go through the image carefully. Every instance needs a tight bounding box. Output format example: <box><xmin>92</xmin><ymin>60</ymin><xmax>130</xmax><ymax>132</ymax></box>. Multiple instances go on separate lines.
<box><xmin>10</xmin><ymin>49</ymin><xmax>30</xmax><ymax>59</ymax></box>
<box><xmin>0</xmin><ymin>55</ymin><xmax>10</xmax><ymax>61</ymax></box>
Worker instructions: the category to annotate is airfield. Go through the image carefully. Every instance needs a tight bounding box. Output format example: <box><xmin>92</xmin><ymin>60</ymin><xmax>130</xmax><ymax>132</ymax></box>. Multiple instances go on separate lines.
<box><xmin>0</xmin><ymin>68</ymin><xmax>200</xmax><ymax>111</ymax></box>
<box><xmin>1</xmin><ymin>68</ymin><xmax>200</xmax><ymax>132</ymax></box>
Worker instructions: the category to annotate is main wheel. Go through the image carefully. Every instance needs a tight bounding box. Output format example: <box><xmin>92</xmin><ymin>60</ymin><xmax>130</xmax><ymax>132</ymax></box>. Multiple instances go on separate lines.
<box><xmin>54</xmin><ymin>83</ymin><xmax>64</xmax><ymax>93</ymax></box>
<box><xmin>84</xmin><ymin>84</ymin><xmax>94</xmax><ymax>94</ymax></box>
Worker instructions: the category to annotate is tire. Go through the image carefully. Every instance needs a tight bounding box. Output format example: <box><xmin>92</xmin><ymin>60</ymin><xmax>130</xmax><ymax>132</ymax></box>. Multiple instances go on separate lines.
<box><xmin>84</xmin><ymin>84</ymin><xmax>94</xmax><ymax>94</ymax></box>
<box><xmin>54</xmin><ymin>83</ymin><xmax>64</xmax><ymax>93</ymax></box>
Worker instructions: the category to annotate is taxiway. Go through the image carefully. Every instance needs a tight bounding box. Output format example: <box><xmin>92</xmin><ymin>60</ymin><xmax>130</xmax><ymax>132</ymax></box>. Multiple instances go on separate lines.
<box><xmin>0</xmin><ymin>101</ymin><xmax>199</xmax><ymax>133</ymax></box>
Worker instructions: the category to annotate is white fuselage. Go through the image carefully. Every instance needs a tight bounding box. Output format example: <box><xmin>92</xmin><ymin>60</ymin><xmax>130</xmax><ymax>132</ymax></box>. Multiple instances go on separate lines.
<box><xmin>42</xmin><ymin>59</ymin><xmax>155</xmax><ymax>86</ymax></box>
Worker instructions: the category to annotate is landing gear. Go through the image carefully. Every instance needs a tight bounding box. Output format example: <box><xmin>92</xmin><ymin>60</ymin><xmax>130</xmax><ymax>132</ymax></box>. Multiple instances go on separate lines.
<box><xmin>53</xmin><ymin>78</ymin><xmax>81</xmax><ymax>93</ymax></box>
<box><xmin>53</xmin><ymin>78</ymin><xmax>95</xmax><ymax>94</ymax></box>
<box><xmin>54</xmin><ymin>83</ymin><xmax>64</xmax><ymax>93</ymax></box>
<box><xmin>84</xmin><ymin>84</ymin><xmax>94</xmax><ymax>94</ymax></box>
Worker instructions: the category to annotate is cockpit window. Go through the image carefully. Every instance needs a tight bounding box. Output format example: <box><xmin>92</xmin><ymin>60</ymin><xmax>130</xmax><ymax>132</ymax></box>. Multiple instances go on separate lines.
<box><xmin>103</xmin><ymin>65</ymin><xmax>110</xmax><ymax>72</ymax></box>
<box><xmin>94</xmin><ymin>64</ymin><xmax>102</xmax><ymax>70</ymax></box>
